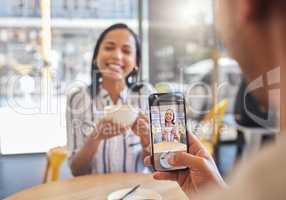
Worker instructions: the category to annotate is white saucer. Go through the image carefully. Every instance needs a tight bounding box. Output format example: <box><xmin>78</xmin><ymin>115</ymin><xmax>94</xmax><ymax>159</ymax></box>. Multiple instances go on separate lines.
<box><xmin>107</xmin><ymin>188</ymin><xmax>162</xmax><ymax>200</ymax></box>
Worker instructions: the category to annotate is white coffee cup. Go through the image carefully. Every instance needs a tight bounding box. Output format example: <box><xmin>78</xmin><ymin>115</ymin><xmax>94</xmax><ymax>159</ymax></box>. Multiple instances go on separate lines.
<box><xmin>104</xmin><ymin>104</ymin><xmax>139</xmax><ymax>126</ymax></box>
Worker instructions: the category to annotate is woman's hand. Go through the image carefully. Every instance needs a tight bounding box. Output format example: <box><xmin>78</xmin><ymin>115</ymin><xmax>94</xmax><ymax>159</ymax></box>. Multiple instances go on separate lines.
<box><xmin>131</xmin><ymin>112</ymin><xmax>150</xmax><ymax>150</ymax></box>
<box><xmin>144</xmin><ymin>133</ymin><xmax>226</xmax><ymax>199</ymax></box>
<box><xmin>171</xmin><ymin>128</ymin><xmax>180</xmax><ymax>142</ymax></box>
<box><xmin>162</xmin><ymin>130</ymin><xmax>168</xmax><ymax>141</ymax></box>
<box><xmin>88</xmin><ymin>118</ymin><xmax>129</xmax><ymax>142</ymax></box>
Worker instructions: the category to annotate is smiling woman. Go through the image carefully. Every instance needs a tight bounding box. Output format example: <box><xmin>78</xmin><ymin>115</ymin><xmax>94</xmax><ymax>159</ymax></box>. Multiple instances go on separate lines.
<box><xmin>66</xmin><ymin>23</ymin><xmax>154</xmax><ymax>176</ymax></box>
<box><xmin>91</xmin><ymin>23</ymin><xmax>141</xmax><ymax>95</ymax></box>
<box><xmin>96</xmin><ymin>29</ymin><xmax>137</xmax><ymax>81</ymax></box>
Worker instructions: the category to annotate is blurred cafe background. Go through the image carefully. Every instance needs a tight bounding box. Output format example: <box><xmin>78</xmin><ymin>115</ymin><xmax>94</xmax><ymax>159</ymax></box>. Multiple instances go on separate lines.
<box><xmin>0</xmin><ymin>0</ymin><xmax>276</xmax><ymax>198</ymax></box>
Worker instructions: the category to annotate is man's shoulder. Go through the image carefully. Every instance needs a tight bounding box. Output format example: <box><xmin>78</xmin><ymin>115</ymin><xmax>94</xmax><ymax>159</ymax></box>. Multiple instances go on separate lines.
<box><xmin>229</xmin><ymin>136</ymin><xmax>286</xmax><ymax>200</ymax></box>
<box><xmin>196</xmin><ymin>136</ymin><xmax>286</xmax><ymax>200</ymax></box>
<box><xmin>242</xmin><ymin>135</ymin><xmax>286</xmax><ymax>173</ymax></box>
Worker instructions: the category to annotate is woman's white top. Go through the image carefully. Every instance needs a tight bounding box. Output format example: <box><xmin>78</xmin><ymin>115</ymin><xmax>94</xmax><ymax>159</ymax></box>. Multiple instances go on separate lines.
<box><xmin>66</xmin><ymin>84</ymin><xmax>154</xmax><ymax>174</ymax></box>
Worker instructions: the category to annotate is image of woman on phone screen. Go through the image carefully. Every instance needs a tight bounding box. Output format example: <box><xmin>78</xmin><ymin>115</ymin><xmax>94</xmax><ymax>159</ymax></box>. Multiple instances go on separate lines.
<box><xmin>162</xmin><ymin>109</ymin><xmax>180</xmax><ymax>142</ymax></box>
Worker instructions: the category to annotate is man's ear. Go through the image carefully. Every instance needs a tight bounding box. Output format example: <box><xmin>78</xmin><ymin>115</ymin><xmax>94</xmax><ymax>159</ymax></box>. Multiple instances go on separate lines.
<box><xmin>238</xmin><ymin>0</ymin><xmax>266</xmax><ymax>23</ymax></box>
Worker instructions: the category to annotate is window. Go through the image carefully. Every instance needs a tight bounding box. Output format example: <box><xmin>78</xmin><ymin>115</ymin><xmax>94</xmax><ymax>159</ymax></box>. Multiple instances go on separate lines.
<box><xmin>0</xmin><ymin>0</ymin><xmax>140</xmax><ymax>154</ymax></box>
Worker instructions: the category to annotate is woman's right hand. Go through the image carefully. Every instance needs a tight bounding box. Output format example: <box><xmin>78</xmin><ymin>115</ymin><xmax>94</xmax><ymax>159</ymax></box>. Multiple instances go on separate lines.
<box><xmin>88</xmin><ymin>118</ymin><xmax>129</xmax><ymax>142</ymax></box>
<box><xmin>70</xmin><ymin>117</ymin><xmax>128</xmax><ymax>177</ymax></box>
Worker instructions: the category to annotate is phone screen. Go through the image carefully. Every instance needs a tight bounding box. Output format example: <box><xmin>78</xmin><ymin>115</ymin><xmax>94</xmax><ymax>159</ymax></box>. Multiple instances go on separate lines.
<box><xmin>149</xmin><ymin>93</ymin><xmax>189</xmax><ymax>171</ymax></box>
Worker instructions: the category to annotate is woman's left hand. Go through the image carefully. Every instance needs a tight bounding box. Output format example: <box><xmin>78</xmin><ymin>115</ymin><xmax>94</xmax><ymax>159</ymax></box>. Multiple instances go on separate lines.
<box><xmin>131</xmin><ymin>112</ymin><xmax>150</xmax><ymax>149</ymax></box>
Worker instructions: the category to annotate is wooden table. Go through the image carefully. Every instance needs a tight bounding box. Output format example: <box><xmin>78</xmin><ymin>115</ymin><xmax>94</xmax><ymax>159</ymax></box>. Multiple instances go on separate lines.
<box><xmin>154</xmin><ymin>141</ymin><xmax>187</xmax><ymax>153</ymax></box>
<box><xmin>6</xmin><ymin>173</ymin><xmax>188</xmax><ymax>200</ymax></box>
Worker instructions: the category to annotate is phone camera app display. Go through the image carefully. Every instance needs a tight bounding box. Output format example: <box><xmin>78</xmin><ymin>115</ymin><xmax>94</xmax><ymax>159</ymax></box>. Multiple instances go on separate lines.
<box><xmin>151</xmin><ymin>102</ymin><xmax>187</xmax><ymax>171</ymax></box>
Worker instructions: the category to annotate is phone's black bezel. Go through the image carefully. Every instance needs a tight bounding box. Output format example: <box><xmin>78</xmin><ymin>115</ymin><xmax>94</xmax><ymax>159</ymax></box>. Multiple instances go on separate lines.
<box><xmin>148</xmin><ymin>92</ymin><xmax>190</xmax><ymax>172</ymax></box>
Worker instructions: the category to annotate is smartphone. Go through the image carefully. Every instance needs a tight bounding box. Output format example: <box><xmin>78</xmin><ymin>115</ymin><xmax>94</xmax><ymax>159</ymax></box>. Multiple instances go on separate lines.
<box><xmin>148</xmin><ymin>92</ymin><xmax>189</xmax><ymax>172</ymax></box>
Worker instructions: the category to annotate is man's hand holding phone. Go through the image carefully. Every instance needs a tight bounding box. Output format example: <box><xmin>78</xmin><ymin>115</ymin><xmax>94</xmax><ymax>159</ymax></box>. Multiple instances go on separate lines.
<box><xmin>144</xmin><ymin>133</ymin><xmax>226</xmax><ymax>199</ymax></box>
<box><xmin>148</xmin><ymin>92</ymin><xmax>190</xmax><ymax>171</ymax></box>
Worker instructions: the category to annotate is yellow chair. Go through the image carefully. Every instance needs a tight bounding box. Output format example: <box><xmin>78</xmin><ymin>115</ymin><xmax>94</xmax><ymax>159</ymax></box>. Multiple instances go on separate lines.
<box><xmin>199</xmin><ymin>99</ymin><xmax>228</xmax><ymax>155</ymax></box>
<box><xmin>43</xmin><ymin>146</ymin><xmax>68</xmax><ymax>183</ymax></box>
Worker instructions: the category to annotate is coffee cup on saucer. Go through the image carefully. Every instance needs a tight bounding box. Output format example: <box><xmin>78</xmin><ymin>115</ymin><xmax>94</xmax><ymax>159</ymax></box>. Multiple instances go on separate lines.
<box><xmin>104</xmin><ymin>104</ymin><xmax>139</xmax><ymax>126</ymax></box>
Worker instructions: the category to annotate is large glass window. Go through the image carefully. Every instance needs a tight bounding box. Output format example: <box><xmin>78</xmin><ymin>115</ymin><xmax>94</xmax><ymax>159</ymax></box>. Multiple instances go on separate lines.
<box><xmin>0</xmin><ymin>0</ymin><xmax>140</xmax><ymax>154</ymax></box>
